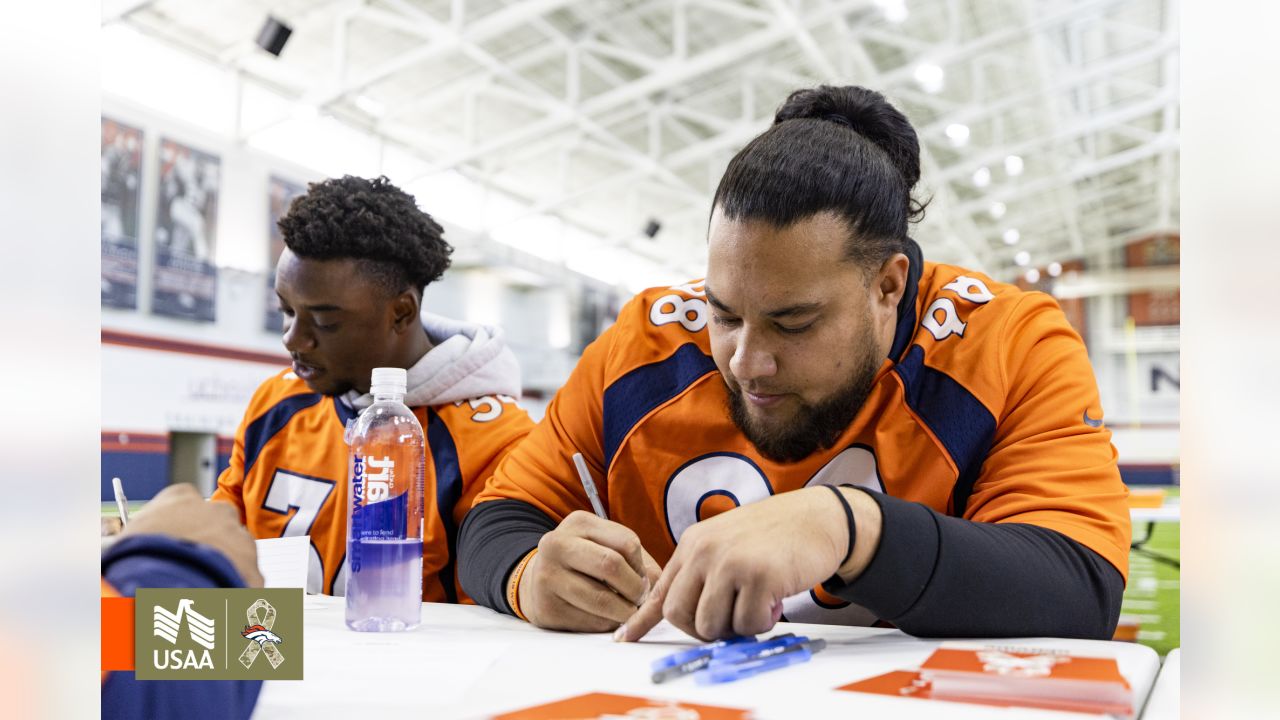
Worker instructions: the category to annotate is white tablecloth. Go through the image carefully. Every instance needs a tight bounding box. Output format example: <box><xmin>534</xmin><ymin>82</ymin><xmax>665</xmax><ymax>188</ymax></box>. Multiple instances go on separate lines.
<box><xmin>255</xmin><ymin>596</ymin><xmax>1161</xmax><ymax>719</ymax></box>
<box><xmin>1140</xmin><ymin>648</ymin><xmax>1179</xmax><ymax>719</ymax></box>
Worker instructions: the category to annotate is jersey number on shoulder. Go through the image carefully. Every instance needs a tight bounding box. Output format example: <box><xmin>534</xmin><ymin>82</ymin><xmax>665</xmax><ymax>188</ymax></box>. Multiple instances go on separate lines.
<box><xmin>663</xmin><ymin>447</ymin><xmax>884</xmax><ymax>626</ymax></box>
<box><xmin>922</xmin><ymin>275</ymin><xmax>995</xmax><ymax>341</ymax></box>
<box><xmin>650</xmin><ymin>282</ymin><xmax>708</xmax><ymax>333</ymax></box>
<box><xmin>455</xmin><ymin>394</ymin><xmax>516</xmax><ymax>423</ymax></box>
<box><xmin>262</xmin><ymin>470</ymin><xmax>347</xmax><ymax>595</ymax></box>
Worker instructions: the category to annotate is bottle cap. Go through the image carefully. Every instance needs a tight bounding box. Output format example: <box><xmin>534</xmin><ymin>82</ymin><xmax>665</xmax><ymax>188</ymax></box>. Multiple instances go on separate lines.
<box><xmin>370</xmin><ymin>367</ymin><xmax>407</xmax><ymax>397</ymax></box>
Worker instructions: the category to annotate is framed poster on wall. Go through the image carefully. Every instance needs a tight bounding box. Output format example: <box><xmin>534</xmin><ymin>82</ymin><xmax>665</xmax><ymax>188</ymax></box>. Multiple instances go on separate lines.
<box><xmin>264</xmin><ymin>175</ymin><xmax>307</xmax><ymax>332</ymax></box>
<box><xmin>1126</xmin><ymin>233</ymin><xmax>1179</xmax><ymax>327</ymax></box>
<box><xmin>152</xmin><ymin>138</ymin><xmax>221</xmax><ymax>322</ymax></box>
<box><xmin>101</xmin><ymin>117</ymin><xmax>143</xmax><ymax>309</ymax></box>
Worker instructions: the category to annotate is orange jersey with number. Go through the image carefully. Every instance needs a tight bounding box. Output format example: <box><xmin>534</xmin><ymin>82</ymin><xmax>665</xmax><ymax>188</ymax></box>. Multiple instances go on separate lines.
<box><xmin>213</xmin><ymin>369</ymin><xmax>533</xmax><ymax>602</ymax></box>
<box><xmin>475</xmin><ymin>265</ymin><xmax>1130</xmax><ymax>625</ymax></box>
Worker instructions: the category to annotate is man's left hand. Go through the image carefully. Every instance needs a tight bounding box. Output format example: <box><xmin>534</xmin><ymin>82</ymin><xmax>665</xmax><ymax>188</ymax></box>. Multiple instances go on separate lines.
<box><xmin>615</xmin><ymin>485</ymin><xmax>880</xmax><ymax>642</ymax></box>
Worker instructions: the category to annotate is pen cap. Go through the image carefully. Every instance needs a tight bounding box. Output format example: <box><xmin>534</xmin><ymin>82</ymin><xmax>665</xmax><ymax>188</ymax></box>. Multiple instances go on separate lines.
<box><xmin>370</xmin><ymin>367</ymin><xmax>407</xmax><ymax>399</ymax></box>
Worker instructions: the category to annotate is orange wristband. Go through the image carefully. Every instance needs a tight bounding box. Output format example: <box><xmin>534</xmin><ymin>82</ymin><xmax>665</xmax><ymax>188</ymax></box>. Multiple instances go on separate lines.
<box><xmin>507</xmin><ymin>548</ymin><xmax>538</xmax><ymax>621</ymax></box>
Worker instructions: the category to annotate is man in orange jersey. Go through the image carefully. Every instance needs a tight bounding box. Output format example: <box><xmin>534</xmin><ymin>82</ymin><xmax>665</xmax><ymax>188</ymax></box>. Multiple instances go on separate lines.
<box><xmin>458</xmin><ymin>87</ymin><xmax>1130</xmax><ymax>641</ymax></box>
<box><xmin>212</xmin><ymin>176</ymin><xmax>532</xmax><ymax>602</ymax></box>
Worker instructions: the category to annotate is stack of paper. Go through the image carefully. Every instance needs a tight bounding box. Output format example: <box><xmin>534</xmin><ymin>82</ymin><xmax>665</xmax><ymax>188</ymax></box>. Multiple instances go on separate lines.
<box><xmin>919</xmin><ymin>642</ymin><xmax>1133</xmax><ymax>716</ymax></box>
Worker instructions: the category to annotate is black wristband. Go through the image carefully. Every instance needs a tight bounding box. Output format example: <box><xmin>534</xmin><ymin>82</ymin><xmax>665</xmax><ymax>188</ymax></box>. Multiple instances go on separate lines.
<box><xmin>824</xmin><ymin>484</ymin><xmax>856</xmax><ymax>567</ymax></box>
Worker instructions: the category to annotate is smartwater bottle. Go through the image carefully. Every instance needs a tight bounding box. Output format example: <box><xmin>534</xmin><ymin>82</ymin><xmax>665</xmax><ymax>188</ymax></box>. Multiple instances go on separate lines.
<box><xmin>345</xmin><ymin>367</ymin><xmax>425</xmax><ymax>632</ymax></box>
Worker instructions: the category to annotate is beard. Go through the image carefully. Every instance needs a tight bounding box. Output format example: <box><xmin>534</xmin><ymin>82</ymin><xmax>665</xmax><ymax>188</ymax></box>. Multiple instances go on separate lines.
<box><xmin>726</xmin><ymin>332</ymin><xmax>882</xmax><ymax>464</ymax></box>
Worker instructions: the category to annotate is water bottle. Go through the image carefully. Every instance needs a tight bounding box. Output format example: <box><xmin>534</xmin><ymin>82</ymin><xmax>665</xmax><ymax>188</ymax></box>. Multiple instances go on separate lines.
<box><xmin>345</xmin><ymin>367</ymin><xmax>424</xmax><ymax>632</ymax></box>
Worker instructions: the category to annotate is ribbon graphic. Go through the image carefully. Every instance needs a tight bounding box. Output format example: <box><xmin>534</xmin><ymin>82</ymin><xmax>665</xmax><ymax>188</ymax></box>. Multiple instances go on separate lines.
<box><xmin>239</xmin><ymin>599</ymin><xmax>285</xmax><ymax>669</ymax></box>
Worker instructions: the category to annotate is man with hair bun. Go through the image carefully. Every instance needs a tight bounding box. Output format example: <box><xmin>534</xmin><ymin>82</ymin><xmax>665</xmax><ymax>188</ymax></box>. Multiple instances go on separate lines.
<box><xmin>213</xmin><ymin>175</ymin><xmax>533</xmax><ymax>603</ymax></box>
<box><xmin>458</xmin><ymin>87</ymin><xmax>1130</xmax><ymax>641</ymax></box>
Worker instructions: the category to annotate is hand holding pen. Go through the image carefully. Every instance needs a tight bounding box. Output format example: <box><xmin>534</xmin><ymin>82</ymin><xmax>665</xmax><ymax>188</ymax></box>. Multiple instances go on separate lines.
<box><xmin>509</xmin><ymin>451</ymin><xmax>662</xmax><ymax>634</ymax></box>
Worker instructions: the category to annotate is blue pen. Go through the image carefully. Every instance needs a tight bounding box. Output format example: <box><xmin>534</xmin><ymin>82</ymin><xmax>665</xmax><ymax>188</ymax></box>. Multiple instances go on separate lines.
<box><xmin>695</xmin><ymin>639</ymin><xmax>827</xmax><ymax>685</ymax></box>
<box><xmin>650</xmin><ymin>636</ymin><xmax>758</xmax><ymax>683</ymax></box>
<box><xmin>709</xmin><ymin>634</ymin><xmax>806</xmax><ymax>665</ymax></box>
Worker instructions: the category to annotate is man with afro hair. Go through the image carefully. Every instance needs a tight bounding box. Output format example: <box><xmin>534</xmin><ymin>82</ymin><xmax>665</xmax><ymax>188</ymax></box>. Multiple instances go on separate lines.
<box><xmin>213</xmin><ymin>175</ymin><xmax>533</xmax><ymax>603</ymax></box>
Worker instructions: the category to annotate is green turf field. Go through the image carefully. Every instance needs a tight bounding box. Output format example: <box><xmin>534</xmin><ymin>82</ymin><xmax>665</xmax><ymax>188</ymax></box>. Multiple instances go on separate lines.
<box><xmin>1122</xmin><ymin>487</ymin><xmax>1180</xmax><ymax>656</ymax></box>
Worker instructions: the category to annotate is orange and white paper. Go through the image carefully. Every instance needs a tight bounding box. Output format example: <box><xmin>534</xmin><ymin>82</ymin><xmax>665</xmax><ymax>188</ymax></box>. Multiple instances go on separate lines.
<box><xmin>492</xmin><ymin>692</ymin><xmax>752</xmax><ymax>720</ymax></box>
<box><xmin>839</xmin><ymin>643</ymin><xmax>1133</xmax><ymax>717</ymax></box>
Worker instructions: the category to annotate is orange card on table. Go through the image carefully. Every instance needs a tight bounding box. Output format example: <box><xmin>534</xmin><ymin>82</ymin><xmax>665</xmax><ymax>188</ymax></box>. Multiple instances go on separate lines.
<box><xmin>838</xmin><ymin>643</ymin><xmax>1134</xmax><ymax>717</ymax></box>
<box><xmin>492</xmin><ymin>692</ymin><xmax>752</xmax><ymax>720</ymax></box>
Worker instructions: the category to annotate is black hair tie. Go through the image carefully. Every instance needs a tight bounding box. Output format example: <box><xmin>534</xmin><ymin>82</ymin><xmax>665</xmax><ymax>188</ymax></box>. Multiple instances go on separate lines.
<box><xmin>824</xmin><ymin>484</ymin><xmax>857</xmax><ymax>567</ymax></box>
<box><xmin>823</xmin><ymin>113</ymin><xmax>855</xmax><ymax>129</ymax></box>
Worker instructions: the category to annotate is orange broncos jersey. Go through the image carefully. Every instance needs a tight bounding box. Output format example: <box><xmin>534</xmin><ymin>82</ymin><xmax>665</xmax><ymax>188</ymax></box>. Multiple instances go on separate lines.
<box><xmin>213</xmin><ymin>369</ymin><xmax>532</xmax><ymax>602</ymax></box>
<box><xmin>476</xmin><ymin>264</ymin><xmax>1131</xmax><ymax>626</ymax></box>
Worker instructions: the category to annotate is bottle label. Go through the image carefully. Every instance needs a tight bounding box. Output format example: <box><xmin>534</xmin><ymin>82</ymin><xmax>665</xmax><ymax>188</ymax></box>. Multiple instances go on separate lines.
<box><xmin>364</xmin><ymin>456</ymin><xmax>394</xmax><ymax>502</ymax></box>
<box><xmin>351</xmin><ymin>453</ymin><xmax>403</xmax><ymax>573</ymax></box>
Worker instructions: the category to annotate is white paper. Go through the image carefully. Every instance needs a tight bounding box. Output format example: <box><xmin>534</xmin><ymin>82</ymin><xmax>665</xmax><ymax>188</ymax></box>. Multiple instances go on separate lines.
<box><xmin>254</xmin><ymin>536</ymin><xmax>310</xmax><ymax>589</ymax></box>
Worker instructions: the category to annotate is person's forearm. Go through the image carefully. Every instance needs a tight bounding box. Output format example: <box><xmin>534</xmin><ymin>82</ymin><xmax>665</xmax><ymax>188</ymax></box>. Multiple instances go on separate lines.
<box><xmin>457</xmin><ymin>499</ymin><xmax>558</xmax><ymax>615</ymax></box>
<box><xmin>102</xmin><ymin>534</ymin><xmax>249</xmax><ymax>595</ymax></box>
<box><xmin>824</xmin><ymin>490</ymin><xmax>1124</xmax><ymax>639</ymax></box>
<box><xmin>101</xmin><ymin>535</ymin><xmax>261</xmax><ymax>720</ymax></box>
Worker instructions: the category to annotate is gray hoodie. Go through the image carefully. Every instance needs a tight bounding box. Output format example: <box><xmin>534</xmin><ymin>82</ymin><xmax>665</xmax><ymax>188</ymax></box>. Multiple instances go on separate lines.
<box><xmin>341</xmin><ymin>312</ymin><xmax>522</xmax><ymax>412</ymax></box>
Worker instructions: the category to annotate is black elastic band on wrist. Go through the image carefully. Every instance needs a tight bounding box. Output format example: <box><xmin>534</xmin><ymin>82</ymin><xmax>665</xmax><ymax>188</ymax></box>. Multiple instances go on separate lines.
<box><xmin>824</xmin><ymin>484</ymin><xmax>857</xmax><ymax>567</ymax></box>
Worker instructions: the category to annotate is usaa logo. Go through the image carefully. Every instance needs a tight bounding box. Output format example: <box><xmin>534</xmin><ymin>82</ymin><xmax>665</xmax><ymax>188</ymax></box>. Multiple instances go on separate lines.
<box><xmin>136</xmin><ymin>588</ymin><xmax>303</xmax><ymax>680</ymax></box>
<box><xmin>151</xmin><ymin>598</ymin><xmax>216</xmax><ymax>670</ymax></box>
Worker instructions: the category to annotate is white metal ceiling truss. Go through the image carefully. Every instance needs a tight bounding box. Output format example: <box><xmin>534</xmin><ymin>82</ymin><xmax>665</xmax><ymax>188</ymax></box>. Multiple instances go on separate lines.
<box><xmin>112</xmin><ymin>0</ymin><xmax>1179</xmax><ymax>280</ymax></box>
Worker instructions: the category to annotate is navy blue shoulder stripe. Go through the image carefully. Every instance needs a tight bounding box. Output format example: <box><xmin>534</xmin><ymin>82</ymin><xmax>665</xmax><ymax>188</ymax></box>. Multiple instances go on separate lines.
<box><xmin>427</xmin><ymin>410</ymin><xmax>462</xmax><ymax>604</ymax></box>
<box><xmin>888</xmin><ymin>237</ymin><xmax>924</xmax><ymax>362</ymax></box>
<box><xmin>243</xmin><ymin>393</ymin><xmax>324</xmax><ymax>476</ymax></box>
<box><xmin>602</xmin><ymin>342</ymin><xmax>717</xmax><ymax>472</ymax></box>
<box><xmin>332</xmin><ymin>395</ymin><xmax>358</xmax><ymax>426</ymax></box>
<box><xmin>893</xmin><ymin>344</ymin><xmax>995</xmax><ymax>516</ymax></box>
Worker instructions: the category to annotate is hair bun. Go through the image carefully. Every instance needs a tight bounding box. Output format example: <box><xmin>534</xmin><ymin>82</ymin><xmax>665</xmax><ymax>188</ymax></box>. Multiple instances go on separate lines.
<box><xmin>775</xmin><ymin>85</ymin><xmax>921</xmax><ymax>189</ymax></box>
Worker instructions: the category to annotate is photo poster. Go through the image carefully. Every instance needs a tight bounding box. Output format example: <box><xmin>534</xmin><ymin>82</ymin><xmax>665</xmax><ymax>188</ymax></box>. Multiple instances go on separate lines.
<box><xmin>152</xmin><ymin>138</ymin><xmax>221</xmax><ymax>322</ymax></box>
<box><xmin>264</xmin><ymin>175</ymin><xmax>307</xmax><ymax>332</ymax></box>
<box><xmin>1126</xmin><ymin>233</ymin><xmax>1179</xmax><ymax>327</ymax></box>
<box><xmin>574</xmin><ymin>286</ymin><xmax>622</xmax><ymax>355</ymax></box>
<box><xmin>101</xmin><ymin>117</ymin><xmax>143</xmax><ymax>309</ymax></box>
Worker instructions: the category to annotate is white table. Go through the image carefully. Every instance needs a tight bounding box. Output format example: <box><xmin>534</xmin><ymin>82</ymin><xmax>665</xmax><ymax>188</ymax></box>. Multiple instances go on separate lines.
<box><xmin>255</xmin><ymin>596</ymin><xmax>1160</xmax><ymax>719</ymax></box>
<box><xmin>1140</xmin><ymin>649</ymin><xmax>1179</xmax><ymax>719</ymax></box>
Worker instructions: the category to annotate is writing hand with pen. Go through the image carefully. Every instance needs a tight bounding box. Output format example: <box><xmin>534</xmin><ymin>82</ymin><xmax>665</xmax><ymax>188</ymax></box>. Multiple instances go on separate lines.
<box><xmin>515</xmin><ymin>454</ymin><xmax>662</xmax><ymax>633</ymax></box>
<box><xmin>615</xmin><ymin>485</ymin><xmax>883</xmax><ymax>642</ymax></box>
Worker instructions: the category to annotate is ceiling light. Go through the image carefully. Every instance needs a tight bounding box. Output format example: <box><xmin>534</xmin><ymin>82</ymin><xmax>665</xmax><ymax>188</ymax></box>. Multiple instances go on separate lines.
<box><xmin>1005</xmin><ymin>154</ymin><xmax>1024</xmax><ymax>176</ymax></box>
<box><xmin>988</xmin><ymin>201</ymin><xmax>1006</xmax><ymax>219</ymax></box>
<box><xmin>354</xmin><ymin>94</ymin><xmax>385</xmax><ymax>118</ymax></box>
<box><xmin>1047</xmin><ymin>261</ymin><xmax>1063</xmax><ymax>277</ymax></box>
<box><xmin>1024</xmin><ymin>268</ymin><xmax>1041</xmax><ymax>284</ymax></box>
<box><xmin>292</xmin><ymin>102</ymin><xmax>320</xmax><ymax>121</ymax></box>
<box><xmin>972</xmin><ymin>166</ymin><xmax>991</xmax><ymax>187</ymax></box>
<box><xmin>1014</xmin><ymin>250</ymin><xmax>1030</xmax><ymax>267</ymax></box>
<box><xmin>914</xmin><ymin>63</ymin><xmax>944</xmax><ymax>94</ymax></box>
<box><xmin>1002</xmin><ymin>228</ymin><xmax>1020</xmax><ymax>245</ymax></box>
<box><xmin>875</xmin><ymin>0</ymin><xmax>909</xmax><ymax>23</ymax></box>
<box><xmin>945</xmin><ymin>123</ymin><xmax>970</xmax><ymax>147</ymax></box>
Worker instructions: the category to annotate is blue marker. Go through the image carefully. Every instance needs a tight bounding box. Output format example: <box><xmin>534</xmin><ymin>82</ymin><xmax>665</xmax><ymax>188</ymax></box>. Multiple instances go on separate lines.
<box><xmin>650</xmin><ymin>636</ymin><xmax>759</xmax><ymax>683</ymax></box>
<box><xmin>696</xmin><ymin>638</ymin><xmax>827</xmax><ymax>685</ymax></box>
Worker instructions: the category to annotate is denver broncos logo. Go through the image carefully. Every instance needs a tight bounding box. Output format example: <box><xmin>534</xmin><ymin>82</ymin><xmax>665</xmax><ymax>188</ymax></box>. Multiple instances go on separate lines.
<box><xmin>241</xmin><ymin>624</ymin><xmax>284</xmax><ymax>647</ymax></box>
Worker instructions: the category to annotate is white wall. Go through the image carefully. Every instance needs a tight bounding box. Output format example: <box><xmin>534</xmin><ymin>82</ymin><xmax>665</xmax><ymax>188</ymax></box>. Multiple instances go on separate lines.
<box><xmin>100</xmin><ymin>95</ymin><xmax>592</xmax><ymax>446</ymax></box>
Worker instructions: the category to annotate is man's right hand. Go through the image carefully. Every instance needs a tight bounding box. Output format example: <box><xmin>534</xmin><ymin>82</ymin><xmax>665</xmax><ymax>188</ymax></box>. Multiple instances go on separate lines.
<box><xmin>518</xmin><ymin>510</ymin><xmax>661</xmax><ymax>632</ymax></box>
<box><xmin>121</xmin><ymin>483</ymin><xmax>264</xmax><ymax>588</ymax></box>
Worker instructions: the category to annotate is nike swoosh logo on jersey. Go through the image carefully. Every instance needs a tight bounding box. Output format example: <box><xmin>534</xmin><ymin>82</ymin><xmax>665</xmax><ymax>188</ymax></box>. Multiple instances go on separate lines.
<box><xmin>1083</xmin><ymin>410</ymin><xmax>1103</xmax><ymax>428</ymax></box>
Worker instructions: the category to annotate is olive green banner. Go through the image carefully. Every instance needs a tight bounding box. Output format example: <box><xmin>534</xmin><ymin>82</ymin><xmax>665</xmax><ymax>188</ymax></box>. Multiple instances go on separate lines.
<box><xmin>135</xmin><ymin>588</ymin><xmax>303</xmax><ymax>680</ymax></box>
